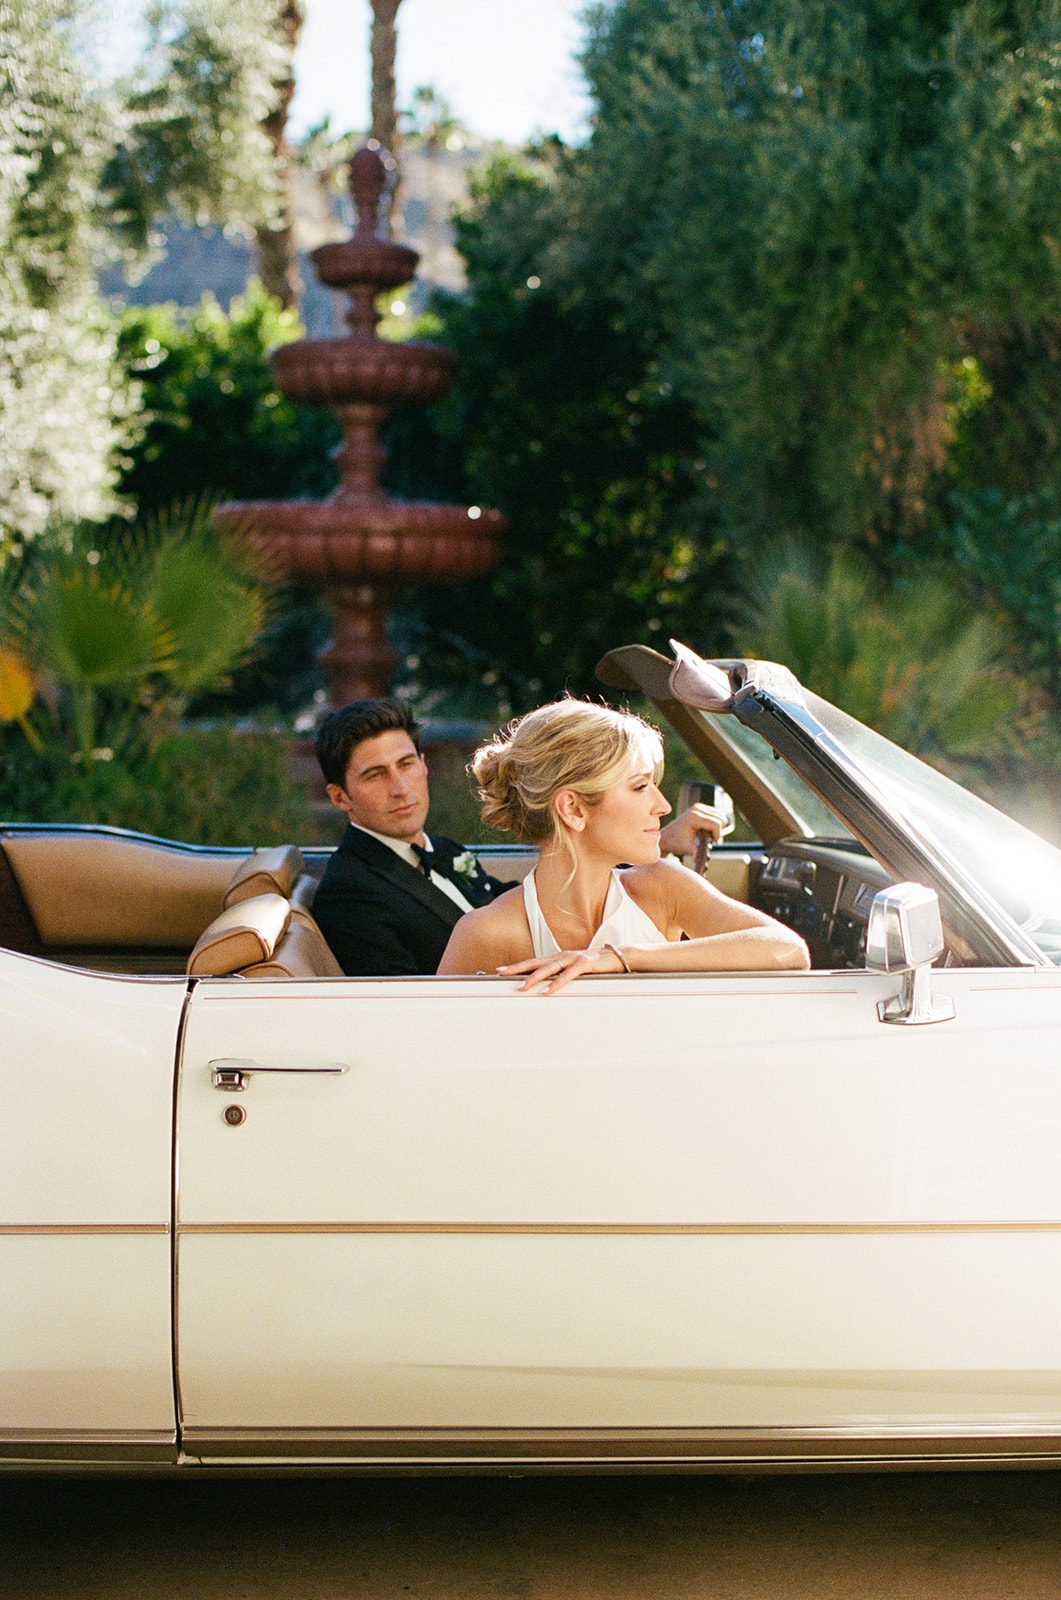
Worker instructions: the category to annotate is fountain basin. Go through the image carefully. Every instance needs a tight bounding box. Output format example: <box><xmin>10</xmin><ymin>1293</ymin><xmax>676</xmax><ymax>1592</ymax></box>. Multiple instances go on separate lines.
<box><xmin>312</xmin><ymin>238</ymin><xmax>418</xmax><ymax>290</ymax></box>
<box><xmin>216</xmin><ymin>499</ymin><xmax>504</xmax><ymax>585</ymax></box>
<box><xmin>271</xmin><ymin>337</ymin><xmax>456</xmax><ymax>407</ymax></box>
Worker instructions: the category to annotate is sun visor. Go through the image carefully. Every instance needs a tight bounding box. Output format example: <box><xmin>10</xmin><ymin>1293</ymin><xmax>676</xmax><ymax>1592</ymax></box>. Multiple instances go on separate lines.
<box><xmin>668</xmin><ymin>641</ymin><xmax>807</xmax><ymax>711</ymax></box>
<box><xmin>667</xmin><ymin>642</ymin><xmax>734</xmax><ymax>710</ymax></box>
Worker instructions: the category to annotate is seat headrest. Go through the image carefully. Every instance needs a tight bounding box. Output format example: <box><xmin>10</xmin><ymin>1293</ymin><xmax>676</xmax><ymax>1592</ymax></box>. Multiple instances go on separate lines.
<box><xmin>241</xmin><ymin>918</ymin><xmax>344</xmax><ymax>978</ymax></box>
<box><xmin>224</xmin><ymin>845</ymin><xmax>306</xmax><ymax>907</ymax></box>
<box><xmin>187</xmin><ymin>893</ymin><xmax>291</xmax><ymax>976</ymax></box>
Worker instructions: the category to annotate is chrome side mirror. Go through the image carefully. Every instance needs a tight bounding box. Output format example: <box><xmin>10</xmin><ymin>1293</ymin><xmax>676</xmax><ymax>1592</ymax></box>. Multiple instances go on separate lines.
<box><xmin>865</xmin><ymin>883</ymin><xmax>955</xmax><ymax>1026</ymax></box>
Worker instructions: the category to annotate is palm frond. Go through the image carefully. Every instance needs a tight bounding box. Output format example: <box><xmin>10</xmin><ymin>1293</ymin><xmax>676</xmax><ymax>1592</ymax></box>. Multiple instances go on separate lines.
<box><xmin>738</xmin><ymin>543</ymin><xmax>1020</xmax><ymax>761</ymax></box>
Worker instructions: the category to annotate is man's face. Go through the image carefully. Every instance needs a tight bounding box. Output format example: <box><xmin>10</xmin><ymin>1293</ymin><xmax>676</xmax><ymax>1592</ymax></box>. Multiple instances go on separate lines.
<box><xmin>326</xmin><ymin>729</ymin><xmax>431</xmax><ymax>843</ymax></box>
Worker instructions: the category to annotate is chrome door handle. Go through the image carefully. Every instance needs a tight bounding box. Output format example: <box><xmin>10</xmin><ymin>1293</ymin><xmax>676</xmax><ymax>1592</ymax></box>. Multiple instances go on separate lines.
<box><xmin>209</xmin><ymin>1058</ymin><xmax>349</xmax><ymax>1091</ymax></box>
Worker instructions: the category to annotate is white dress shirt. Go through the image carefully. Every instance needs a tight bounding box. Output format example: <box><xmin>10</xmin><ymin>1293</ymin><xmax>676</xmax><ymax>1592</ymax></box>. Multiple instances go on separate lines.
<box><xmin>351</xmin><ymin>825</ymin><xmax>475</xmax><ymax>914</ymax></box>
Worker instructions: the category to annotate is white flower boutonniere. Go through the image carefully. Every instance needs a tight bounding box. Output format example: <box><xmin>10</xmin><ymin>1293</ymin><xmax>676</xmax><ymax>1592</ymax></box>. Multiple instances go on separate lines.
<box><xmin>451</xmin><ymin>851</ymin><xmax>479</xmax><ymax>886</ymax></box>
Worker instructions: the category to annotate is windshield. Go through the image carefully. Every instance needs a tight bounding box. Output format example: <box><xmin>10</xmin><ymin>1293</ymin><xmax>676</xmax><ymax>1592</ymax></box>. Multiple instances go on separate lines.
<box><xmin>793</xmin><ymin>690</ymin><xmax>1061</xmax><ymax>963</ymax></box>
<box><xmin>717</xmin><ymin>715</ymin><xmax>856</xmax><ymax>842</ymax></box>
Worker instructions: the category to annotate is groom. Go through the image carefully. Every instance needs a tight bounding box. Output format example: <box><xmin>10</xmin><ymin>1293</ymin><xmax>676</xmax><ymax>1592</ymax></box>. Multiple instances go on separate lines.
<box><xmin>311</xmin><ymin>698</ymin><xmax>508</xmax><ymax>976</ymax></box>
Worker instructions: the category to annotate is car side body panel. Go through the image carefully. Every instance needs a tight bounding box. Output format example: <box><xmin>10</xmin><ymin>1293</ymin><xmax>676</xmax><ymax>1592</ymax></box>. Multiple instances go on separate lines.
<box><xmin>175</xmin><ymin>968</ymin><xmax>1061</xmax><ymax>1467</ymax></box>
<box><xmin>0</xmin><ymin>953</ymin><xmax>183</xmax><ymax>1461</ymax></box>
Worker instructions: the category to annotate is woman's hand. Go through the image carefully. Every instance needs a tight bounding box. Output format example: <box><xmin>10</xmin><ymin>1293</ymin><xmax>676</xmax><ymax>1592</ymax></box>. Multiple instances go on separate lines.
<box><xmin>498</xmin><ymin>944</ymin><xmax>628</xmax><ymax>995</ymax></box>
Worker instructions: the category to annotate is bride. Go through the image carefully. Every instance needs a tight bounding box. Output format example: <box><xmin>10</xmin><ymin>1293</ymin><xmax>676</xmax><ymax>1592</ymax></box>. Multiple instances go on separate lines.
<box><xmin>438</xmin><ymin>698</ymin><xmax>810</xmax><ymax>993</ymax></box>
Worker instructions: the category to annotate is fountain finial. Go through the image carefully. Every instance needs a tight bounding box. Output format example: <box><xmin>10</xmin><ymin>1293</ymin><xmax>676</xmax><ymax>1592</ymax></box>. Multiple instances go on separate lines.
<box><xmin>348</xmin><ymin>143</ymin><xmax>392</xmax><ymax>238</ymax></box>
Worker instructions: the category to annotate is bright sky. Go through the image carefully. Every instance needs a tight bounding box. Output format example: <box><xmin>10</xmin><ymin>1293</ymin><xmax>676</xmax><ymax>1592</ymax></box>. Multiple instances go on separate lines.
<box><xmin>290</xmin><ymin>0</ymin><xmax>593</xmax><ymax>145</ymax></box>
<box><xmin>99</xmin><ymin>0</ymin><xmax>594</xmax><ymax>147</ymax></box>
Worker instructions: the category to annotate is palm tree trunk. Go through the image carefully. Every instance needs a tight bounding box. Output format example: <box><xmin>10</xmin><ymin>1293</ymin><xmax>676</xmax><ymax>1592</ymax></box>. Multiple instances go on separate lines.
<box><xmin>255</xmin><ymin>0</ymin><xmax>304</xmax><ymax>309</ymax></box>
<box><xmin>370</xmin><ymin>0</ymin><xmax>404</xmax><ymax>234</ymax></box>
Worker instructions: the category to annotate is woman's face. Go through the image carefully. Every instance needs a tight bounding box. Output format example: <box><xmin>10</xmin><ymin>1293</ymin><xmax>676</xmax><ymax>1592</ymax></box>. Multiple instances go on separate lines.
<box><xmin>579</xmin><ymin>753</ymin><xmax>671</xmax><ymax>865</ymax></box>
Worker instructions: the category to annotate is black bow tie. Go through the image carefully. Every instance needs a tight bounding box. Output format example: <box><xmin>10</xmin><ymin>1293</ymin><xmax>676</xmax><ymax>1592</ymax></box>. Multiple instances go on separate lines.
<box><xmin>412</xmin><ymin>841</ymin><xmax>461</xmax><ymax>881</ymax></box>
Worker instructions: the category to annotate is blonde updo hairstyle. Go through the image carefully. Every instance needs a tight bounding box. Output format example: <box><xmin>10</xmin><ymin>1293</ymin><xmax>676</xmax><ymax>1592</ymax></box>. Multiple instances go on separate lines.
<box><xmin>472</xmin><ymin>699</ymin><xmax>664</xmax><ymax>857</ymax></box>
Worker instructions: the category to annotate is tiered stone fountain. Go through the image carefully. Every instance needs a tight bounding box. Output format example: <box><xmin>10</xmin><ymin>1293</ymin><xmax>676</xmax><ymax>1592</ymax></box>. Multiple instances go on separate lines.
<box><xmin>216</xmin><ymin>144</ymin><xmax>505</xmax><ymax>703</ymax></box>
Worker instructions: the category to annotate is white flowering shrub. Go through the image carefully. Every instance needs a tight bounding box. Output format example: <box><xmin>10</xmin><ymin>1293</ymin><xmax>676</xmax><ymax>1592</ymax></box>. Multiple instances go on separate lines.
<box><xmin>0</xmin><ymin>0</ymin><xmax>135</xmax><ymax>542</ymax></box>
<box><xmin>0</xmin><ymin>280</ymin><xmax>140</xmax><ymax>542</ymax></box>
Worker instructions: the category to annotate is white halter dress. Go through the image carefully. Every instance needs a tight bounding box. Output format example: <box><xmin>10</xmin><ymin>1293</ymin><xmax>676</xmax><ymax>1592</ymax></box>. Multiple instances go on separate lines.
<box><xmin>522</xmin><ymin>867</ymin><xmax>670</xmax><ymax>958</ymax></box>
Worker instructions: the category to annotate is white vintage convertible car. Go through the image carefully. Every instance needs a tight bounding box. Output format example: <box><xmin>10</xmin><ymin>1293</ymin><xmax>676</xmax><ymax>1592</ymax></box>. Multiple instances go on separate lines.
<box><xmin>6</xmin><ymin>640</ymin><xmax>1061</xmax><ymax>1474</ymax></box>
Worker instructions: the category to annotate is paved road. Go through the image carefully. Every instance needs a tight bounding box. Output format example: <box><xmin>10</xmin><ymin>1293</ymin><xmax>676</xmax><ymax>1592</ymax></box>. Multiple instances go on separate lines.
<box><xmin>5</xmin><ymin>1471</ymin><xmax>1061</xmax><ymax>1598</ymax></box>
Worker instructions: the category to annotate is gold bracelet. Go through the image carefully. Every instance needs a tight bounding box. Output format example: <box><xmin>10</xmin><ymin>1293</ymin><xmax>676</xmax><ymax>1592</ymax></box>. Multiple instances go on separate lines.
<box><xmin>603</xmin><ymin>942</ymin><xmax>631</xmax><ymax>973</ymax></box>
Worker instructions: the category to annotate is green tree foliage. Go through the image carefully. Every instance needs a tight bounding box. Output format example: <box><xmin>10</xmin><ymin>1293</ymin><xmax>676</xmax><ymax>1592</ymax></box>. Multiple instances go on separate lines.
<box><xmin>101</xmin><ymin>0</ymin><xmax>288</xmax><ymax>260</ymax></box>
<box><xmin>116</xmin><ymin>283</ymin><xmax>339</xmax><ymax>510</ymax></box>
<box><xmin>737</xmin><ymin>543</ymin><xmax>1020</xmax><ymax>763</ymax></box>
<box><xmin>0</xmin><ymin>719</ymin><xmax>326</xmax><ymax>843</ymax></box>
<box><xmin>114</xmin><ymin>284</ymin><xmax>337</xmax><ymax>714</ymax></box>
<box><xmin>0</xmin><ymin>0</ymin><xmax>293</xmax><ymax>549</ymax></box>
<box><xmin>0</xmin><ymin>509</ymin><xmax>271</xmax><ymax>763</ymax></box>
<box><xmin>569</xmin><ymin>0</ymin><xmax>1061</xmax><ymax>547</ymax></box>
<box><xmin>388</xmin><ymin>153</ymin><xmax>734</xmax><ymax>713</ymax></box>
<box><xmin>0</xmin><ymin>0</ymin><xmax>137</xmax><ymax>542</ymax></box>
<box><xmin>396</xmin><ymin>0</ymin><xmax>1061</xmax><ymax>719</ymax></box>
<box><xmin>901</xmin><ymin>486</ymin><xmax>1061</xmax><ymax>701</ymax></box>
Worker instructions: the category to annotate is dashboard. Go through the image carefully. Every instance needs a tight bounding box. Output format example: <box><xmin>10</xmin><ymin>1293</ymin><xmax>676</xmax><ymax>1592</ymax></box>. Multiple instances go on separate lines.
<box><xmin>751</xmin><ymin>838</ymin><xmax>892</xmax><ymax>969</ymax></box>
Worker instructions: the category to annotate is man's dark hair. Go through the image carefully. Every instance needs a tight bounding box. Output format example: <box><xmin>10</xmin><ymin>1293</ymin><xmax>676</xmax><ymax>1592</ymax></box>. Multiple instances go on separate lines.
<box><xmin>314</xmin><ymin>698</ymin><xmax>421</xmax><ymax>788</ymax></box>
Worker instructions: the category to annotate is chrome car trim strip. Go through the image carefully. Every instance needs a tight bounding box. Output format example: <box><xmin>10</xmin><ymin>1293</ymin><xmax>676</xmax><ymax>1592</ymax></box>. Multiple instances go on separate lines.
<box><xmin>176</xmin><ymin>1220</ymin><xmax>1061</xmax><ymax>1235</ymax></box>
<box><xmin>0</xmin><ymin>1223</ymin><xmax>168</xmax><ymax>1235</ymax></box>
<box><xmin>180</xmin><ymin>1425</ymin><xmax>1061</xmax><ymax>1466</ymax></box>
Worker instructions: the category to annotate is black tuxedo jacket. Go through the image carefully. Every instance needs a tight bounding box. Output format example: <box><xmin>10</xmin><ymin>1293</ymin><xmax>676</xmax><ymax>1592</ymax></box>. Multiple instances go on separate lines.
<box><xmin>311</xmin><ymin>825</ymin><xmax>506</xmax><ymax>976</ymax></box>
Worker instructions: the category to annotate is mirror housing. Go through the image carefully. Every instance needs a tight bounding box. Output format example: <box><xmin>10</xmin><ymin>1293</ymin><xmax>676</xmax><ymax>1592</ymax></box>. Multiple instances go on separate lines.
<box><xmin>865</xmin><ymin>883</ymin><xmax>955</xmax><ymax>1025</ymax></box>
<box><xmin>866</xmin><ymin>882</ymin><xmax>944</xmax><ymax>972</ymax></box>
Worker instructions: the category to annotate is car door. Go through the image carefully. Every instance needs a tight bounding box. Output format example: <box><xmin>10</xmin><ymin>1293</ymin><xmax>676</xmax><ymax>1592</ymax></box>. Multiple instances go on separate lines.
<box><xmin>175</xmin><ymin>963</ymin><xmax>1061</xmax><ymax>1469</ymax></box>
<box><xmin>0</xmin><ymin>953</ymin><xmax>185</xmax><ymax>1466</ymax></box>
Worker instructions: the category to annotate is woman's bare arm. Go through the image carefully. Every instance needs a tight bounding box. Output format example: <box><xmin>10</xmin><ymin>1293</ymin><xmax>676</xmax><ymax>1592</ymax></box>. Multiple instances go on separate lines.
<box><xmin>611</xmin><ymin>922</ymin><xmax>808</xmax><ymax>974</ymax></box>
<box><xmin>624</xmin><ymin>858</ymin><xmax>810</xmax><ymax>970</ymax></box>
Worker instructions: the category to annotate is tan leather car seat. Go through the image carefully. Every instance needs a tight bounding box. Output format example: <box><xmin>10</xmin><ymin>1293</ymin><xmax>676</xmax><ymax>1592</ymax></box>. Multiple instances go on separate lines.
<box><xmin>223</xmin><ymin>845</ymin><xmax>305</xmax><ymax>907</ymax></box>
<box><xmin>189</xmin><ymin>881</ymin><xmax>343</xmax><ymax>979</ymax></box>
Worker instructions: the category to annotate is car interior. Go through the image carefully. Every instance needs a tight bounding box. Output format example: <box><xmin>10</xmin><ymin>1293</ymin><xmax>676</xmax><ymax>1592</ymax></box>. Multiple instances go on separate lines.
<box><xmin>0</xmin><ymin>814</ymin><xmax>894</xmax><ymax>979</ymax></box>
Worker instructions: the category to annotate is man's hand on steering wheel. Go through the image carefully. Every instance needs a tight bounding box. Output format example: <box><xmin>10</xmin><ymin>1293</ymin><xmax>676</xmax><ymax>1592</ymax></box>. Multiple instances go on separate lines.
<box><xmin>658</xmin><ymin>803</ymin><xmax>730</xmax><ymax>862</ymax></box>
